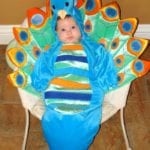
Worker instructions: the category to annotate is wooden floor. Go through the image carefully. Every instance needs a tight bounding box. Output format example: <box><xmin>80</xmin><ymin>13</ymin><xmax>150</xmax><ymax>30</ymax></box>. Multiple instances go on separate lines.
<box><xmin>0</xmin><ymin>45</ymin><xmax>150</xmax><ymax>150</ymax></box>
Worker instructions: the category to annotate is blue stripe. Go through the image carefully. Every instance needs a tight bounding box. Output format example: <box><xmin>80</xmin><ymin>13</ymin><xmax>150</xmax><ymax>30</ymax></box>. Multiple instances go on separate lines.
<box><xmin>54</xmin><ymin>67</ymin><xmax>89</xmax><ymax>77</ymax></box>
<box><xmin>56</xmin><ymin>55</ymin><xmax>88</xmax><ymax>63</ymax></box>
<box><xmin>44</xmin><ymin>91</ymin><xmax>91</xmax><ymax>101</ymax></box>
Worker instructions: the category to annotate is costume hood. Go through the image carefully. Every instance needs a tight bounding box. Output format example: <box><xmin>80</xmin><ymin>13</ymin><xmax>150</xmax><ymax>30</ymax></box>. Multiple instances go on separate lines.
<box><xmin>49</xmin><ymin>0</ymin><xmax>88</xmax><ymax>42</ymax></box>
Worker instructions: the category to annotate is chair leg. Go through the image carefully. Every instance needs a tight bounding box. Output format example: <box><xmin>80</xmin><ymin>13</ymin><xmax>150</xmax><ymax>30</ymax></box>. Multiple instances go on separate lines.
<box><xmin>120</xmin><ymin>108</ymin><xmax>132</xmax><ymax>150</ymax></box>
<box><xmin>22</xmin><ymin>109</ymin><xmax>30</xmax><ymax>150</ymax></box>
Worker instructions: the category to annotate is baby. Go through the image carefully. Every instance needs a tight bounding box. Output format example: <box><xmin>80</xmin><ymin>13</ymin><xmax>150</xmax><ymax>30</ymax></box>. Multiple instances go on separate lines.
<box><xmin>31</xmin><ymin>14</ymin><xmax>117</xmax><ymax>150</ymax></box>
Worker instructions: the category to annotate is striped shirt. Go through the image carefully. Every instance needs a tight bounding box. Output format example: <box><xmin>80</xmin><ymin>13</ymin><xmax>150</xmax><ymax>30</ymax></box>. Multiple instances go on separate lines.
<box><xmin>44</xmin><ymin>44</ymin><xmax>92</xmax><ymax>113</ymax></box>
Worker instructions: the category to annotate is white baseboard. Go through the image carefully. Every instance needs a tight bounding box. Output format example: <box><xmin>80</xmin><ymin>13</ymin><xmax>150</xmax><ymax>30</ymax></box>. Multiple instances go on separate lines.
<box><xmin>0</xmin><ymin>25</ymin><xmax>20</xmax><ymax>45</ymax></box>
<box><xmin>0</xmin><ymin>24</ymin><xmax>150</xmax><ymax>45</ymax></box>
<box><xmin>135</xmin><ymin>24</ymin><xmax>150</xmax><ymax>40</ymax></box>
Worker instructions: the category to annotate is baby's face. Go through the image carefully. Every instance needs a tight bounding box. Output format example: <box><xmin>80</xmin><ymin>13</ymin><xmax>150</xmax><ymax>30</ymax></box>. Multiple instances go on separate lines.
<box><xmin>56</xmin><ymin>17</ymin><xmax>81</xmax><ymax>43</ymax></box>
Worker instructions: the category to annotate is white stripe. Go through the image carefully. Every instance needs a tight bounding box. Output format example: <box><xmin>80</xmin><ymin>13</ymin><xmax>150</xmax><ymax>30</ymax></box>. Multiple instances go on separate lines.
<box><xmin>55</xmin><ymin>61</ymin><xmax>89</xmax><ymax>70</ymax></box>
<box><xmin>45</xmin><ymin>99</ymin><xmax>90</xmax><ymax>105</ymax></box>
<box><xmin>54</xmin><ymin>108</ymin><xmax>83</xmax><ymax>114</ymax></box>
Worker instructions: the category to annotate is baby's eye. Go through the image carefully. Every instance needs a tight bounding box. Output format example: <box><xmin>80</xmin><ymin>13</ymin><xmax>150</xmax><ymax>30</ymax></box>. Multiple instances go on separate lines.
<box><xmin>72</xmin><ymin>26</ymin><xmax>76</xmax><ymax>29</ymax></box>
<box><xmin>65</xmin><ymin>2</ymin><xmax>69</xmax><ymax>7</ymax></box>
<box><xmin>52</xmin><ymin>5</ymin><xmax>55</xmax><ymax>10</ymax></box>
<box><xmin>61</xmin><ymin>28</ymin><xmax>66</xmax><ymax>32</ymax></box>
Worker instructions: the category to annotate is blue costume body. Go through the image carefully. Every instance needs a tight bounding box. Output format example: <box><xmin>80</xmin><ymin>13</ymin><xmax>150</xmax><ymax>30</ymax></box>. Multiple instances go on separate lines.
<box><xmin>31</xmin><ymin>36</ymin><xmax>117</xmax><ymax>150</ymax></box>
<box><xmin>30</xmin><ymin>1</ymin><xmax>117</xmax><ymax>149</ymax></box>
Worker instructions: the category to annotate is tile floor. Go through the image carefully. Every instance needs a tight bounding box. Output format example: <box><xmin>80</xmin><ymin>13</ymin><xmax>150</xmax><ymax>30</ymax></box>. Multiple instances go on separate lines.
<box><xmin>0</xmin><ymin>45</ymin><xmax>150</xmax><ymax>150</ymax></box>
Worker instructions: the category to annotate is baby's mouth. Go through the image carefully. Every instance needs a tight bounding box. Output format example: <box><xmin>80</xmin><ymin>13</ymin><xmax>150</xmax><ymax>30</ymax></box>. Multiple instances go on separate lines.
<box><xmin>67</xmin><ymin>36</ymin><xmax>74</xmax><ymax>40</ymax></box>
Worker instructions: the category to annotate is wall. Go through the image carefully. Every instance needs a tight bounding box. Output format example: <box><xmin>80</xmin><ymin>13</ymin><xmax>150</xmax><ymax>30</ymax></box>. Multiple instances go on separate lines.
<box><xmin>0</xmin><ymin>0</ymin><xmax>45</xmax><ymax>24</ymax></box>
<box><xmin>0</xmin><ymin>0</ymin><xmax>150</xmax><ymax>24</ymax></box>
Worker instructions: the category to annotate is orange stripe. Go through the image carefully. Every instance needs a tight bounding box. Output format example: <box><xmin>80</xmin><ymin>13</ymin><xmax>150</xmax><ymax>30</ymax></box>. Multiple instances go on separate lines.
<box><xmin>61</xmin><ymin>44</ymin><xmax>83</xmax><ymax>51</ymax></box>
<box><xmin>50</xmin><ymin>78</ymin><xmax>90</xmax><ymax>89</ymax></box>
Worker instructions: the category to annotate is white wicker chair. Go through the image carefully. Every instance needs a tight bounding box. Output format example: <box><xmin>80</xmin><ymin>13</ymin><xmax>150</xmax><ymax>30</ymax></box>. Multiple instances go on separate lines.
<box><xmin>6</xmin><ymin>36</ymin><xmax>132</xmax><ymax>150</ymax></box>
<box><xmin>6</xmin><ymin>9</ymin><xmax>132</xmax><ymax>149</ymax></box>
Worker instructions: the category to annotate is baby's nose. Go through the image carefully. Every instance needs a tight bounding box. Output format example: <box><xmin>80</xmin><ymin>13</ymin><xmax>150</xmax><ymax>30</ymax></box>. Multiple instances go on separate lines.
<box><xmin>66</xmin><ymin>30</ymin><xmax>72</xmax><ymax>34</ymax></box>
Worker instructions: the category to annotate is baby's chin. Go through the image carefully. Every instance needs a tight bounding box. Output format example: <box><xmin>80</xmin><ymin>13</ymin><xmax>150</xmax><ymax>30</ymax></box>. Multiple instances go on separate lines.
<box><xmin>64</xmin><ymin>41</ymin><xmax>79</xmax><ymax>44</ymax></box>
<box><xmin>63</xmin><ymin>38</ymin><xmax>81</xmax><ymax>44</ymax></box>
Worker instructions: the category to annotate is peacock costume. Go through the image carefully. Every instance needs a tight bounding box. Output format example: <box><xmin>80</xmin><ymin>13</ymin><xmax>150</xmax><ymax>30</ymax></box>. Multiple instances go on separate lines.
<box><xmin>6</xmin><ymin>0</ymin><xmax>150</xmax><ymax>150</ymax></box>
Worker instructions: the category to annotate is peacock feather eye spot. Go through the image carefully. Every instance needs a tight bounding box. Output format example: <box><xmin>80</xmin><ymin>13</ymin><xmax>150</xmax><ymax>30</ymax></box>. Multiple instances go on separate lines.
<box><xmin>85</xmin><ymin>0</ymin><xmax>95</xmax><ymax>11</ymax></box>
<box><xmin>16</xmin><ymin>74</ymin><xmax>24</xmax><ymax>86</ymax></box>
<box><xmin>99</xmin><ymin>38</ymin><xmax>107</xmax><ymax>48</ymax></box>
<box><xmin>114</xmin><ymin>55</ymin><xmax>124</xmax><ymax>67</ymax></box>
<box><xmin>117</xmin><ymin>75</ymin><xmax>121</xmax><ymax>82</ymax></box>
<box><xmin>16</xmin><ymin>51</ymin><xmax>24</xmax><ymax>63</ymax></box>
<box><xmin>32</xmin><ymin>46</ymin><xmax>41</xmax><ymax>58</ymax></box>
<box><xmin>35</xmin><ymin>50</ymin><xmax>41</xmax><ymax>57</ymax></box>
<box><xmin>117</xmin><ymin>73</ymin><xmax>125</xmax><ymax>84</ymax></box>
<box><xmin>84</xmin><ymin>20</ymin><xmax>92</xmax><ymax>32</ymax></box>
<box><xmin>20</xmin><ymin>31</ymin><xmax>28</xmax><ymax>41</ymax></box>
<box><xmin>111</xmin><ymin>38</ymin><xmax>119</xmax><ymax>50</ymax></box>
<box><xmin>106</xmin><ymin>7</ymin><xmax>117</xmax><ymax>18</ymax></box>
<box><xmin>122</xmin><ymin>22</ymin><xmax>132</xmax><ymax>32</ymax></box>
<box><xmin>65</xmin><ymin>2</ymin><xmax>69</xmax><ymax>7</ymax></box>
<box><xmin>85</xmin><ymin>24</ymin><xmax>91</xmax><ymax>30</ymax></box>
<box><xmin>134</xmin><ymin>60</ymin><xmax>144</xmax><ymax>72</ymax></box>
<box><xmin>131</xmin><ymin>40</ymin><xmax>141</xmax><ymax>52</ymax></box>
<box><xmin>31</xmin><ymin>14</ymin><xmax>44</xmax><ymax>26</ymax></box>
<box><xmin>116</xmin><ymin>58</ymin><xmax>121</xmax><ymax>64</ymax></box>
<box><xmin>112</xmin><ymin>42</ymin><xmax>117</xmax><ymax>47</ymax></box>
